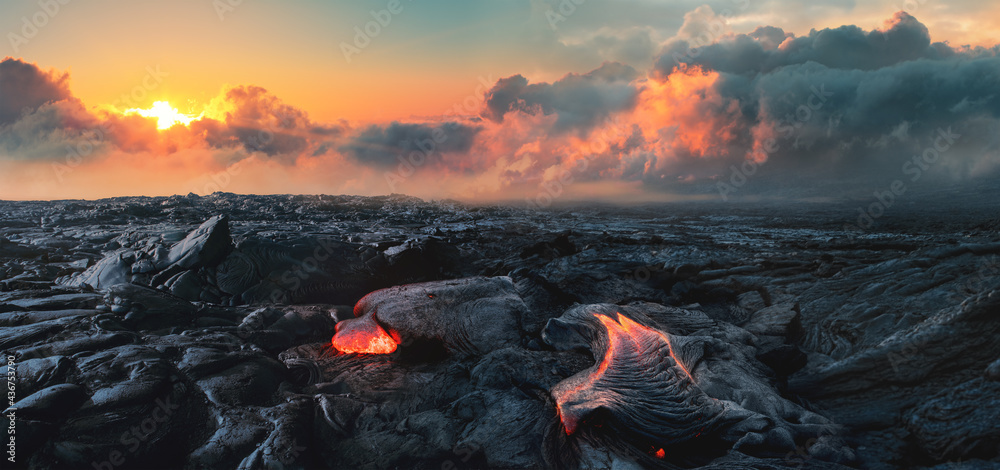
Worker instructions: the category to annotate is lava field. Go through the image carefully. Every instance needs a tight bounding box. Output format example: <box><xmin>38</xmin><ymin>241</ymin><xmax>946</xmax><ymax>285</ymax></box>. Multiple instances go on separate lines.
<box><xmin>1</xmin><ymin>192</ymin><xmax>999</xmax><ymax>469</ymax></box>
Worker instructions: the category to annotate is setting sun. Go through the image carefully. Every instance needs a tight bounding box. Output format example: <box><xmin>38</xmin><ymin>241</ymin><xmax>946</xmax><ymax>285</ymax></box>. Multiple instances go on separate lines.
<box><xmin>124</xmin><ymin>101</ymin><xmax>198</xmax><ymax>130</ymax></box>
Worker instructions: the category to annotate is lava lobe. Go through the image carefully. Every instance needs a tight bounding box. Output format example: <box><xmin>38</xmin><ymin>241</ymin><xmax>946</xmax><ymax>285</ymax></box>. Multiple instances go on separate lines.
<box><xmin>331</xmin><ymin>315</ymin><xmax>399</xmax><ymax>354</ymax></box>
<box><xmin>549</xmin><ymin>310</ymin><xmax>726</xmax><ymax>442</ymax></box>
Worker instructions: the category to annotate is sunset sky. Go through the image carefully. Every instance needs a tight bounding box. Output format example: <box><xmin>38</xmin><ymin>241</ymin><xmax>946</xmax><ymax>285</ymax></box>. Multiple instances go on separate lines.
<box><xmin>1</xmin><ymin>0</ymin><xmax>998</xmax><ymax>201</ymax></box>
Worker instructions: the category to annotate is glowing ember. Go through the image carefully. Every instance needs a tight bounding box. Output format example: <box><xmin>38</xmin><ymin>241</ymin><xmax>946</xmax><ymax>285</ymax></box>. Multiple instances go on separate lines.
<box><xmin>655</xmin><ymin>448</ymin><xmax>666</xmax><ymax>459</ymax></box>
<box><xmin>331</xmin><ymin>318</ymin><xmax>398</xmax><ymax>354</ymax></box>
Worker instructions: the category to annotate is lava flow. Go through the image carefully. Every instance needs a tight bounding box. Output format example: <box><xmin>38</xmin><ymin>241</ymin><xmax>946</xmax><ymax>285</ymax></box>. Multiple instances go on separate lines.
<box><xmin>611</xmin><ymin>312</ymin><xmax>694</xmax><ymax>382</ymax></box>
<box><xmin>553</xmin><ymin>311</ymin><xmax>696</xmax><ymax>435</ymax></box>
<box><xmin>331</xmin><ymin>317</ymin><xmax>398</xmax><ymax>354</ymax></box>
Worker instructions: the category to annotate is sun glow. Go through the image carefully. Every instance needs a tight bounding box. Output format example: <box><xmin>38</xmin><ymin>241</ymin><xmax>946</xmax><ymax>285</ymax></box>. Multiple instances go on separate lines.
<box><xmin>124</xmin><ymin>101</ymin><xmax>199</xmax><ymax>130</ymax></box>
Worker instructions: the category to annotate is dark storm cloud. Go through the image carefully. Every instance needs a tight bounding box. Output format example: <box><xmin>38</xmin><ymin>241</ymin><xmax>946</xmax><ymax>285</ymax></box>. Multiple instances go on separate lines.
<box><xmin>655</xmin><ymin>12</ymin><xmax>939</xmax><ymax>76</ymax></box>
<box><xmin>0</xmin><ymin>59</ymin><xmax>104</xmax><ymax>159</ymax></box>
<box><xmin>754</xmin><ymin>56</ymin><xmax>998</xmax><ymax>176</ymax></box>
<box><xmin>339</xmin><ymin>121</ymin><xmax>481</xmax><ymax>167</ymax></box>
<box><xmin>482</xmin><ymin>62</ymin><xmax>640</xmax><ymax>133</ymax></box>
<box><xmin>464</xmin><ymin>12</ymin><xmax>1000</xmax><ymax>197</ymax></box>
<box><xmin>624</xmin><ymin>12</ymin><xmax>1000</xmax><ymax>192</ymax></box>
<box><xmin>3</xmin><ymin>11</ymin><xmax>998</xmax><ymax>199</ymax></box>
<box><xmin>0</xmin><ymin>58</ymin><xmax>73</xmax><ymax>126</ymax></box>
<box><xmin>0</xmin><ymin>99</ymin><xmax>101</xmax><ymax>160</ymax></box>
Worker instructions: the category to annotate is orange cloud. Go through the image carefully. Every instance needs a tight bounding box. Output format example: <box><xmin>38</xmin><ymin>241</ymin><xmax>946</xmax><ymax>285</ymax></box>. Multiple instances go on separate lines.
<box><xmin>633</xmin><ymin>66</ymin><xmax>740</xmax><ymax>158</ymax></box>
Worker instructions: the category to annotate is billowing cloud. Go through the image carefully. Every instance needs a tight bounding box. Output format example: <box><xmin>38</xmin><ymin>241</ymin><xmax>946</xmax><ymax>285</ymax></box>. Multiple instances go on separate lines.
<box><xmin>0</xmin><ymin>58</ymin><xmax>72</xmax><ymax>125</ymax></box>
<box><xmin>639</xmin><ymin>11</ymin><xmax>999</xmax><ymax>192</ymax></box>
<box><xmin>191</xmin><ymin>85</ymin><xmax>345</xmax><ymax>159</ymax></box>
<box><xmin>2</xmin><ymin>12</ymin><xmax>1000</xmax><ymax>202</ymax></box>
<box><xmin>741</xmin><ymin>58</ymin><xmax>1000</xmax><ymax>172</ymax></box>
<box><xmin>0</xmin><ymin>65</ymin><xmax>345</xmax><ymax>163</ymax></box>
<box><xmin>339</xmin><ymin>121</ymin><xmax>480</xmax><ymax>167</ymax></box>
<box><xmin>656</xmin><ymin>12</ymin><xmax>969</xmax><ymax>76</ymax></box>
<box><xmin>462</xmin><ymin>11</ymin><xmax>1000</xmax><ymax>200</ymax></box>
<box><xmin>481</xmin><ymin>62</ymin><xmax>640</xmax><ymax>133</ymax></box>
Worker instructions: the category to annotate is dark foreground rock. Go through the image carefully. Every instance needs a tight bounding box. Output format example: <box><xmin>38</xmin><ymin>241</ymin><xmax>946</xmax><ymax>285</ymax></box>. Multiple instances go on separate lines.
<box><xmin>0</xmin><ymin>193</ymin><xmax>998</xmax><ymax>469</ymax></box>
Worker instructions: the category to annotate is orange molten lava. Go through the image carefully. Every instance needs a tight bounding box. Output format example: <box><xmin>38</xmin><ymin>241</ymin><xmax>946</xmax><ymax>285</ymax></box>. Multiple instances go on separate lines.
<box><xmin>331</xmin><ymin>320</ymin><xmax>398</xmax><ymax>354</ymax></box>
<box><xmin>611</xmin><ymin>312</ymin><xmax>694</xmax><ymax>382</ymax></box>
<box><xmin>555</xmin><ymin>312</ymin><xmax>695</xmax><ymax>434</ymax></box>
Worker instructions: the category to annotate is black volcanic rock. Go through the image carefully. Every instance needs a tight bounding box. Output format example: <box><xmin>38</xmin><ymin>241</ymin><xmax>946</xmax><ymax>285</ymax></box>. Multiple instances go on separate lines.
<box><xmin>3</xmin><ymin>383</ymin><xmax>88</xmax><ymax>421</ymax></box>
<box><xmin>987</xmin><ymin>358</ymin><xmax>1000</xmax><ymax>381</ymax></box>
<box><xmin>1</xmin><ymin>193</ymin><xmax>999</xmax><ymax>469</ymax></box>
<box><xmin>905</xmin><ymin>378</ymin><xmax>1000</xmax><ymax>461</ymax></box>
<box><xmin>333</xmin><ymin>276</ymin><xmax>525</xmax><ymax>357</ymax></box>
<box><xmin>196</xmin><ymin>356</ymin><xmax>286</xmax><ymax>407</ymax></box>
<box><xmin>160</xmin><ymin>214</ymin><xmax>232</xmax><ymax>270</ymax></box>
<box><xmin>0</xmin><ymin>356</ymin><xmax>73</xmax><ymax>396</ymax></box>
<box><xmin>756</xmin><ymin>344</ymin><xmax>808</xmax><ymax>376</ymax></box>
<box><xmin>103</xmin><ymin>283</ymin><xmax>197</xmax><ymax>331</ymax></box>
<box><xmin>546</xmin><ymin>306</ymin><xmax>732</xmax><ymax>446</ymax></box>
<box><xmin>543</xmin><ymin>303</ymin><xmax>840</xmax><ymax>466</ymax></box>
<box><xmin>520</xmin><ymin>232</ymin><xmax>578</xmax><ymax>259</ymax></box>
<box><xmin>68</xmin><ymin>248</ymin><xmax>135</xmax><ymax>289</ymax></box>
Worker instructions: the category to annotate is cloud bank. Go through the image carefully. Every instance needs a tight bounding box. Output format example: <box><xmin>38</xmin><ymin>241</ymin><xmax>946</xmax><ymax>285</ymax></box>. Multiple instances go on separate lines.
<box><xmin>1</xmin><ymin>11</ymin><xmax>999</xmax><ymax>201</ymax></box>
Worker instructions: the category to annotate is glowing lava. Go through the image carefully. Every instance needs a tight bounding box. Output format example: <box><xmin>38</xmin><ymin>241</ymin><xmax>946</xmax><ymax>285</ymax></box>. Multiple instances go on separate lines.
<box><xmin>331</xmin><ymin>317</ymin><xmax>398</xmax><ymax>354</ymax></box>
<box><xmin>612</xmin><ymin>312</ymin><xmax>694</xmax><ymax>382</ymax></box>
<box><xmin>124</xmin><ymin>101</ymin><xmax>198</xmax><ymax>130</ymax></box>
<box><xmin>553</xmin><ymin>311</ymin><xmax>696</xmax><ymax>435</ymax></box>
